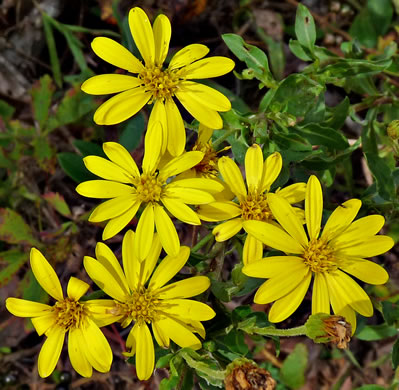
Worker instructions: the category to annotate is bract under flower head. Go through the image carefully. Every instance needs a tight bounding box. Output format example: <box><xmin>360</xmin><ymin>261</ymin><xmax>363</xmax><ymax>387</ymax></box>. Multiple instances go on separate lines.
<box><xmin>5</xmin><ymin>248</ymin><xmax>115</xmax><ymax>378</ymax></box>
<box><xmin>76</xmin><ymin>122</ymin><xmax>223</xmax><ymax>260</ymax></box>
<box><xmin>81</xmin><ymin>7</ymin><xmax>235</xmax><ymax>156</ymax></box>
<box><xmin>243</xmin><ymin>175</ymin><xmax>394</xmax><ymax>331</ymax></box>
<box><xmin>84</xmin><ymin>230</ymin><xmax>215</xmax><ymax>380</ymax></box>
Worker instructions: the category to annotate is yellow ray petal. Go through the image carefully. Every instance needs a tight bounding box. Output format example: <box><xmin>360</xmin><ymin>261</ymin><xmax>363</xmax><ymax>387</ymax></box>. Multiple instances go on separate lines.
<box><xmin>260</xmin><ymin>152</ymin><xmax>282</xmax><ymax>192</ymax></box>
<box><xmin>68</xmin><ymin>328</ymin><xmax>92</xmax><ymax>378</ymax></box>
<box><xmin>89</xmin><ymin>194</ymin><xmax>138</xmax><ymax>222</ymax></box>
<box><xmin>243</xmin><ymin>220</ymin><xmax>304</xmax><ymax>254</ymax></box>
<box><xmin>141</xmin><ymin>234</ymin><xmax>163</xmax><ymax>285</ymax></box>
<box><xmin>168</xmin><ymin>44</ymin><xmax>209</xmax><ymax>70</ymax></box>
<box><xmin>6</xmin><ymin>298</ymin><xmax>52</xmax><ymax>317</ymax></box>
<box><xmin>253</xmin><ymin>264</ymin><xmax>309</xmax><ymax>304</ymax></box>
<box><xmin>122</xmin><ymin>230</ymin><xmax>140</xmax><ymax>291</ymax></box>
<box><xmin>102</xmin><ymin>201</ymin><xmax>141</xmax><ymax>240</ymax></box>
<box><xmin>153</xmin><ymin>14</ymin><xmax>171</xmax><ymax>66</ymax></box>
<box><xmin>305</xmin><ymin>175</ymin><xmax>323</xmax><ymax>240</ymax></box>
<box><xmin>38</xmin><ymin>325</ymin><xmax>66</xmax><ymax>378</ymax></box>
<box><xmin>156</xmin><ymin>276</ymin><xmax>210</xmax><ymax>299</ymax></box>
<box><xmin>159</xmin><ymin>151</ymin><xmax>204</xmax><ymax>181</ymax></box>
<box><xmin>148</xmin><ymin>100</ymin><xmax>168</xmax><ymax>155</ymax></box>
<box><xmin>197</xmin><ymin>201</ymin><xmax>241</xmax><ymax>222</ymax></box>
<box><xmin>143</xmin><ymin>121</ymin><xmax>163</xmax><ymax>174</ymax></box>
<box><xmin>158</xmin><ymin>316</ymin><xmax>202</xmax><ymax>349</ymax></box>
<box><xmin>168</xmin><ymin>178</ymin><xmax>224</xmax><ymax>194</ymax></box>
<box><xmin>218</xmin><ymin>156</ymin><xmax>247</xmax><ymax>201</ymax></box>
<box><xmin>165</xmin><ymin>98</ymin><xmax>186</xmax><ymax>157</ymax></box>
<box><xmin>134</xmin><ymin>322</ymin><xmax>155</xmax><ymax>380</ymax></box>
<box><xmin>178</xmin><ymin>81</ymin><xmax>231</xmax><ymax>111</ymax></box>
<box><xmin>276</xmin><ymin>182</ymin><xmax>306</xmax><ymax>204</ymax></box>
<box><xmin>243</xmin><ymin>256</ymin><xmax>303</xmax><ymax>278</ymax></box>
<box><xmin>31</xmin><ymin>313</ymin><xmax>56</xmax><ymax>336</ymax></box>
<box><xmin>81</xmin><ymin>74</ymin><xmax>141</xmax><ymax>95</ymax></box>
<box><xmin>103</xmin><ymin>142</ymin><xmax>140</xmax><ymax>179</ymax></box>
<box><xmin>183</xmin><ymin>56</ymin><xmax>235</xmax><ymax>79</ymax></box>
<box><xmin>243</xmin><ymin>234</ymin><xmax>263</xmax><ymax>265</ymax></box>
<box><xmin>162</xmin><ymin>197</ymin><xmax>201</xmax><ymax>225</ymax></box>
<box><xmin>95</xmin><ymin>242</ymin><xmax>130</xmax><ymax>293</ymax></box>
<box><xmin>268</xmin><ymin>193</ymin><xmax>308</xmax><ymax>248</ymax></box>
<box><xmin>198</xmin><ymin>123</ymin><xmax>213</xmax><ymax>144</ymax></box>
<box><xmin>76</xmin><ymin>180</ymin><xmax>134</xmax><ymax>199</ymax></box>
<box><xmin>164</xmin><ymin>187</ymin><xmax>214</xmax><ymax>205</ymax></box>
<box><xmin>268</xmin><ymin>271</ymin><xmax>312</xmax><ymax>322</ymax></box>
<box><xmin>245</xmin><ymin>144</ymin><xmax>264</xmax><ymax>192</ymax></box>
<box><xmin>67</xmin><ymin>277</ymin><xmax>89</xmax><ymax>301</ymax></box>
<box><xmin>128</xmin><ymin>7</ymin><xmax>155</xmax><ymax>66</ymax></box>
<box><xmin>336</xmin><ymin>235</ymin><xmax>394</xmax><ymax>257</ymax></box>
<box><xmin>312</xmin><ymin>273</ymin><xmax>330</xmax><ymax>314</ymax></box>
<box><xmin>149</xmin><ymin>246</ymin><xmax>190</xmax><ymax>290</ymax></box>
<box><xmin>321</xmin><ymin>199</ymin><xmax>362</xmax><ymax>241</ymax></box>
<box><xmin>90</xmin><ymin>37</ymin><xmax>144</xmax><ymax>73</ymax></box>
<box><xmin>175</xmin><ymin>89</ymin><xmax>223</xmax><ymax>129</ymax></box>
<box><xmin>338</xmin><ymin>305</ymin><xmax>357</xmax><ymax>335</ymax></box>
<box><xmin>135</xmin><ymin>203</ymin><xmax>155</xmax><ymax>261</ymax></box>
<box><xmin>339</xmin><ymin>258</ymin><xmax>388</xmax><ymax>285</ymax></box>
<box><xmin>154</xmin><ymin>204</ymin><xmax>180</xmax><ymax>257</ymax></box>
<box><xmin>152</xmin><ymin>319</ymin><xmax>170</xmax><ymax>348</ymax></box>
<box><xmin>30</xmin><ymin>248</ymin><xmax>63</xmax><ymax>301</ymax></box>
<box><xmin>81</xmin><ymin>319</ymin><xmax>113</xmax><ymax>373</ymax></box>
<box><xmin>83</xmin><ymin>256</ymin><xmax>127</xmax><ymax>301</ymax></box>
<box><xmin>94</xmin><ymin>87</ymin><xmax>151</xmax><ymax>125</ymax></box>
<box><xmin>213</xmin><ymin>218</ymin><xmax>243</xmax><ymax>241</ymax></box>
<box><xmin>162</xmin><ymin>299</ymin><xmax>215</xmax><ymax>321</ymax></box>
<box><xmin>85</xmin><ymin>299</ymin><xmax>122</xmax><ymax>327</ymax></box>
<box><xmin>83</xmin><ymin>156</ymin><xmax>133</xmax><ymax>183</ymax></box>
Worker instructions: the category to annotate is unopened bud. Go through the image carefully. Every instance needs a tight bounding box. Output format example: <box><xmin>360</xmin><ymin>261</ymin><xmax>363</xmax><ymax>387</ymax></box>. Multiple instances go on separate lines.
<box><xmin>387</xmin><ymin>120</ymin><xmax>399</xmax><ymax>140</ymax></box>
<box><xmin>225</xmin><ymin>359</ymin><xmax>276</xmax><ymax>390</ymax></box>
<box><xmin>305</xmin><ymin>313</ymin><xmax>351</xmax><ymax>349</ymax></box>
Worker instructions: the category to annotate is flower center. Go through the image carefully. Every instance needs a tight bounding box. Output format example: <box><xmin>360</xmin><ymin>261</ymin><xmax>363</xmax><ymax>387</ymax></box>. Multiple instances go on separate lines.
<box><xmin>119</xmin><ymin>288</ymin><xmax>160</xmax><ymax>325</ymax></box>
<box><xmin>302</xmin><ymin>238</ymin><xmax>337</xmax><ymax>273</ymax></box>
<box><xmin>139</xmin><ymin>66</ymin><xmax>181</xmax><ymax>101</ymax></box>
<box><xmin>192</xmin><ymin>142</ymin><xmax>218</xmax><ymax>178</ymax></box>
<box><xmin>240</xmin><ymin>192</ymin><xmax>273</xmax><ymax>221</ymax></box>
<box><xmin>135</xmin><ymin>173</ymin><xmax>163</xmax><ymax>203</ymax></box>
<box><xmin>53</xmin><ymin>298</ymin><xmax>87</xmax><ymax>330</ymax></box>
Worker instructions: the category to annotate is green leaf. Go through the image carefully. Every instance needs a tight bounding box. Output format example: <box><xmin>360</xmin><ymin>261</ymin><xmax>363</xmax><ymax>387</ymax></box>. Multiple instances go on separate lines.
<box><xmin>353</xmin><ymin>386</ymin><xmax>389</xmax><ymax>390</ymax></box>
<box><xmin>0</xmin><ymin>99</ymin><xmax>15</xmax><ymax>121</ymax></box>
<box><xmin>32</xmin><ymin>136</ymin><xmax>54</xmax><ymax>170</ymax></box>
<box><xmin>356</xmin><ymin>324</ymin><xmax>397</xmax><ymax>341</ymax></box>
<box><xmin>325</xmin><ymin>97</ymin><xmax>350</xmax><ymax>130</ymax></box>
<box><xmin>222</xmin><ymin>34</ymin><xmax>276</xmax><ymax>87</ymax></box>
<box><xmin>392</xmin><ymin>338</ymin><xmax>399</xmax><ymax>369</ymax></box>
<box><xmin>281</xmin><ymin>343</ymin><xmax>308</xmax><ymax>389</ymax></box>
<box><xmin>43</xmin><ymin>192</ymin><xmax>72</xmax><ymax>217</ymax></box>
<box><xmin>119</xmin><ymin>113</ymin><xmax>146</xmax><ymax>151</ymax></box>
<box><xmin>30</xmin><ymin>75</ymin><xmax>55</xmax><ymax>129</ymax></box>
<box><xmin>57</xmin><ymin>152</ymin><xmax>97</xmax><ymax>183</ymax></box>
<box><xmin>289</xmin><ymin>39</ymin><xmax>313</xmax><ymax>61</ymax></box>
<box><xmin>0</xmin><ymin>208</ymin><xmax>39</xmax><ymax>246</ymax></box>
<box><xmin>0</xmin><ymin>250</ymin><xmax>28</xmax><ymax>287</ymax></box>
<box><xmin>73</xmin><ymin>140</ymin><xmax>106</xmax><ymax>158</ymax></box>
<box><xmin>295</xmin><ymin>4</ymin><xmax>316</xmax><ymax>52</ymax></box>
<box><xmin>382</xmin><ymin>302</ymin><xmax>399</xmax><ymax>325</ymax></box>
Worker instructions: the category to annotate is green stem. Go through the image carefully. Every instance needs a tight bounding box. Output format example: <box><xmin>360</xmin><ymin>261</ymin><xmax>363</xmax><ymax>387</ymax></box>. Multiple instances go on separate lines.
<box><xmin>192</xmin><ymin>232</ymin><xmax>214</xmax><ymax>252</ymax></box>
<box><xmin>251</xmin><ymin>325</ymin><xmax>306</xmax><ymax>337</ymax></box>
<box><xmin>212</xmin><ymin>128</ymin><xmax>240</xmax><ymax>149</ymax></box>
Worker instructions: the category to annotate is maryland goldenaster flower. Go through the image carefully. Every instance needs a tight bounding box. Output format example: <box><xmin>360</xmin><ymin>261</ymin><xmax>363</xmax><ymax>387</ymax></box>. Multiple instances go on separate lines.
<box><xmin>81</xmin><ymin>7</ymin><xmax>234</xmax><ymax>156</ymax></box>
<box><xmin>84</xmin><ymin>231</ymin><xmax>215</xmax><ymax>380</ymax></box>
<box><xmin>6</xmin><ymin>248</ymin><xmax>115</xmax><ymax>378</ymax></box>
<box><xmin>76</xmin><ymin>122</ymin><xmax>222</xmax><ymax>260</ymax></box>
<box><xmin>243</xmin><ymin>175</ymin><xmax>394</xmax><ymax>330</ymax></box>
<box><xmin>197</xmin><ymin>144</ymin><xmax>306</xmax><ymax>264</ymax></box>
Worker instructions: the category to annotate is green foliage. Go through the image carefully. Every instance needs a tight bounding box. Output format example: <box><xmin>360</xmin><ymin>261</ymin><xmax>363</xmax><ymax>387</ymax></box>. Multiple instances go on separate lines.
<box><xmin>280</xmin><ymin>344</ymin><xmax>308</xmax><ymax>389</ymax></box>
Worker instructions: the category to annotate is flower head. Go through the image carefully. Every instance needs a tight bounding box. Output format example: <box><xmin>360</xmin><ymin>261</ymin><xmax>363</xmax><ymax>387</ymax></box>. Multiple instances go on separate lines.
<box><xmin>81</xmin><ymin>7</ymin><xmax>234</xmax><ymax>156</ymax></box>
<box><xmin>243</xmin><ymin>175</ymin><xmax>394</xmax><ymax>330</ymax></box>
<box><xmin>76</xmin><ymin>122</ymin><xmax>222</xmax><ymax>260</ymax></box>
<box><xmin>84</xmin><ymin>230</ymin><xmax>215</xmax><ymax>380</ymax></box>
<box><xmin>197</xmin><ymin>144</ymin><xmax>306</xmax><ymax>264</ymax></box>
<box><xmin>5</xmin><ymin>248</ymin><xmax>115</xmax><ymax>378</ymax></box>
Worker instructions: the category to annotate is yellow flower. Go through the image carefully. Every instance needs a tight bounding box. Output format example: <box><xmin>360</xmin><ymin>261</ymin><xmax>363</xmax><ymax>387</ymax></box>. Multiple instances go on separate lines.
<box><xmin>242</xmin><ymin>175</ymin><xmax>394</xmax><ymax>331</ymax></box>
<box><xmin>197</xmin><ymin>144</ymin><xmax>306</xmax><ymax>264</ymax></box>
<box><xmin>5</xmin><ymin>248</ymin><xmax>115</xmax><ymax>378</ymax></box>
<box><xmin>84</xmin><ymin>230</ymin><xmax>215</xmax><ymax>380</ymax></box>
<box><xmin>76</xmin><ymin>122</ymin><xmax>222</xmax><ymax>260</ymax></box>
<box><xmin>81</xmin><ymin>7</ymin><xmax>234</xmax><ymax>156</ymax></box>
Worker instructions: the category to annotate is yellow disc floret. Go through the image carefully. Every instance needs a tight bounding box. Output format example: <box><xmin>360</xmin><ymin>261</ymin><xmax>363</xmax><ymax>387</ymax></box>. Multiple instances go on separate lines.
<box><xmin>192</xmin><ymin>142</ymin><xmax>218</xmax><ymax>178</ymax></box>
<box><xmin>135</xmin><ymin>173</ymin><xmax>163</xmax><ymax>203</ymax></box>
<box><xmin>53</xmin><ymin>298</ymin><xmax>87</xmax><ymax>330</ymax></box>
<box><xmin>240</xmin><ymin>192</ymin><xmax>273</xmax><ymax>221</ymax></box>
<box><xmin>302</xmin><ymin>238</ymin><xmax>338</xmax><ymax>273</ymax></box>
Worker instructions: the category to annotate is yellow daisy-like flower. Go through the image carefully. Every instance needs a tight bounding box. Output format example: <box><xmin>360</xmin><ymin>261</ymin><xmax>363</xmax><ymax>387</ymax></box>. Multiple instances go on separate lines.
<box><xmin>84</xmin><ymin>230</ymin><xmax>215</xmax><ymax>380</ymax></box>
<box><xmin>197</xmin><ymin>144</ymin><xmax>306</xmax><ymax>264</ymax></box>
<box><xmin>81</xmin><ymin>7</ymin><xmax>235</xmax><ymax>156</ymax></box>
<box><xmin>5</xmin><ymin>248</ymin><xmax>115</xmax><ymax>378</ymax></box>
<box><xmin>243</xmin><ymin>175</ymin><xmax>394</xmax><ymax>330</ymax></box>
<box><xmin>76</xmin><ymin>122</ymin><xmax>222</xmax><ymax>260</ymax></box>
